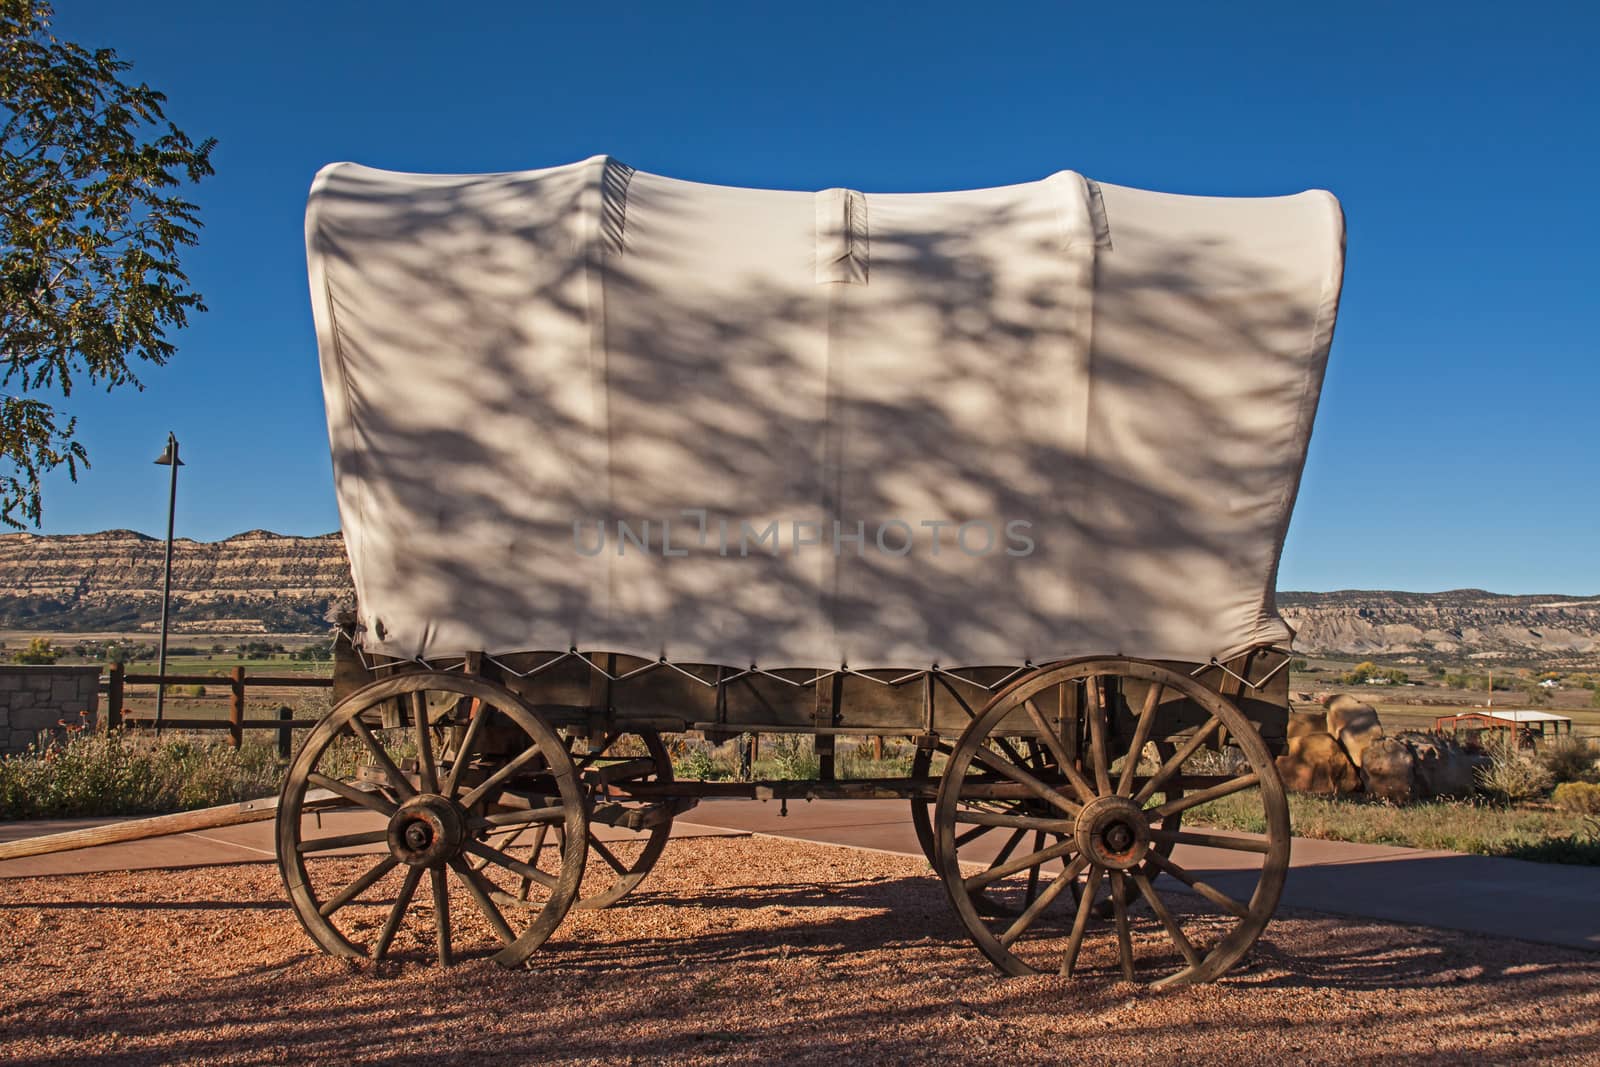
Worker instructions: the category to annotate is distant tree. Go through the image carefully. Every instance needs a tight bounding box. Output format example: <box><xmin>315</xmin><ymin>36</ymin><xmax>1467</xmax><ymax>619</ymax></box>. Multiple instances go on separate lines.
<box><xmin>12</xmin><ymin>634</ymin><xmax>55</xmax><ymax>663</ymax></box>
<box><xmin>1592</xmin><ymin>688</ymin><xmax>1600</xmax><ymax>709</ymax></box>
<box><xmin>0</xmin><ymin>2</ymin><xmax>215</xmax><ymax>526</ymax></box>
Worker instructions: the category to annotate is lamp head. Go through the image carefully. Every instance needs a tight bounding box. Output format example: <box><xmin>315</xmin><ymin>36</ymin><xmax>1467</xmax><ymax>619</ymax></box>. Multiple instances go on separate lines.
<box><xmin>153</xmin><ymin>433</ymin><xmax>184</xmax><ymax>467</ymax></box>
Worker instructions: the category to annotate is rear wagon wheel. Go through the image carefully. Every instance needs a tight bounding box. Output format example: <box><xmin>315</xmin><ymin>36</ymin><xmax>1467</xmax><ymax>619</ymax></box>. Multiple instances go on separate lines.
<box><xmin>933</xmin><ymin>657</ymin><xmax>1289</xmax><ymax>988</ymax></box>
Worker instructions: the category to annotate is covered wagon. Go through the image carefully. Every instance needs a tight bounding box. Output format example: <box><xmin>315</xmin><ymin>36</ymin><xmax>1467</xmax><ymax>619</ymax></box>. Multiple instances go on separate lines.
<box><xmin>285</xmin><ymin>156</ymin><xmax>1345</xmax><ymax>986</ymax></box>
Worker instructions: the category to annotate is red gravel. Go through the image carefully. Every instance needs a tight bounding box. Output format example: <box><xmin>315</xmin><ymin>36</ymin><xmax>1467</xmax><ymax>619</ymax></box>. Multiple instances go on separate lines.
<box><xmin>2</xmin><ymin>836</ymin><xmax>1597</xmax><ymax>1065</ymax></box>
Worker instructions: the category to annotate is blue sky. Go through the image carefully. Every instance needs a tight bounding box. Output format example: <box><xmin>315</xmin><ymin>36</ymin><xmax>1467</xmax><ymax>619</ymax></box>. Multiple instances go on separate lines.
<box><xmin>29</xmin><ymin>1</ymin><xmax>1599</xmax><ymax>593</ymax></box>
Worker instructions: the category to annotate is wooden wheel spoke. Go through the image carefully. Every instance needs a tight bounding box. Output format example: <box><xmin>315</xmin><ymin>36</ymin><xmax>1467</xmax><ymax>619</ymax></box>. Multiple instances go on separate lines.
<box><xmin>589</xmin><ymin>837</ymin><xmax>629</xmax><ymax>876</ymax></box>
<box><xmin>990</xmin><ymin>826</ymin><xmax>1027</xmax><ymax>869</ymax></box>
<box><xmin>317</xmin><ymin>855</ymin><xmax>398</xmax><ymax>917</ymax></box>
<box><xmin>954</xmin><ymin>822</ymin><xmax>1000</xmax><ymax>847</ymax></box>
<box><xmin>464</xmin><ymin>839</ymin><xmax>560</xmax><ymax>891</ymax></box>
<box><xmin>297</xmin><ymin>828</ymin><xmax>389</xmax><ymax>854</ymax></box>
<box><xmin>430</xmin><ymin>866</ymin><xmax>452</xmax><ymax>966</ymax></box>
<box><xmin>468</xmin><ymin>808</ymin><xmax>566</xmax><ymax>833</ymax></box>
<box><xmin>1116</xmin><ymin>683</ymin><xmax>1165</xmax><ymax>797</ymax></box>
<box><xmin>1133</xmin><ymin>716</ymin><xmax>1224</xmax><ymax>805</ymax></box>
<box><xmin>999</xmin><ymin>853</ymin><xmax>1088</xmax><ymax>947</ymax></box>
<box><xmin>1061</xmin><ymin>864</ymin><xmax>1104</xmax><ymax>977</ymax></box>
<box><xmin>1021</xmin><ymin>698</ymin><xmax>1096</xmax><ymax>804</ymax></box>
<box><xmin>448</xmin><ymin>857</ymin><xmax>516</xmax><ymax>946</ymax></box>
<box><xmin>1109</xmin><ymin>870</ymin><xmax>1135</xmax><ymax>980</ymax></box>
<box><xmin>459</xmin><ymin>743</ymin><xmax>546</xmax><ymax>810</ymax></box>
<box><xmin>968</xmin><ymin>745</ymin><xmax>1081</xmax><ymax>815</ymax></box>
<box><xmin>442</xmin><ymin>699</ymin><xmax>487</xmax><ymax>797</ymax></box>
<box><xmin>371</xmin><ymin>865</ymin><xmax>424</xmax><ymax>961</ymax></box>
<box><xmin>1133</xmin><ymin>871</ymin><xmax>1202</xmax><ymax>967</ymax></box>
<box><xmin>953</xmin><ymin>809</ymin><xmax>1073</xmax><ymax>834</ymax></box>
<box><xmin>1147</xmin><ymin>827</ymin><xmax>1272</xmax><ymax>855</ymax></box>
<box><xmin>346</xmin><ymin>716</ymin><xmax>416</xmax><ymax>800</ymax></box>
<box><xmin>1144</xmin><ymin>851</ymin><xmax>1253</xmax><ymax>919</ymax></box>
<box><xmin>413</xmin><ymin>692</ymin><xmax>439</xmax><ymax>794</ymax></box>
<box><xmin>1151</xmin><ymin>772</ymin><xmax>1260</xmax><ymax>819</ymax></box>
<box><xmin>964</xmin><ymin>836</ymin><xmax>1077</xmax><ymax>893</ymax></box>
<box><xmin>991</xmin><ymin>734</ymin><xmax>1032</xmax><ymax>771</ymax></box>
<box><xmin>574</xmin><ymin>732</ymin><xmax>621</xmax><ymax>772</ymax></box>
<box><xmin>306</xmin><ymin>772</ymin><xmax>398</xmax><ymax>817</ymax></box>
<box><xmin>1025</xmin><ymin>830</ymin><xmax>1045</xmax><ymax>904</ymax></box>
<box><xmin>1086</xmin><ymin>676</ymin><xmax>1114</xmax><ymax>794</ymax></box>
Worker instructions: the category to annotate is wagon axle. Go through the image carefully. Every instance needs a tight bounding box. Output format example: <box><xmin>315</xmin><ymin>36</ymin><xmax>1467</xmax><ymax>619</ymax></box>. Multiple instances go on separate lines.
<box><xmin>1075</xmin><ymin>795</ymin><xmax>1151</xmax><ymax>869</ymax></box>
<box><xmin>387</xmin><ymin>795</ymin><xmax>467</xmax><ymax>868</ymax></box>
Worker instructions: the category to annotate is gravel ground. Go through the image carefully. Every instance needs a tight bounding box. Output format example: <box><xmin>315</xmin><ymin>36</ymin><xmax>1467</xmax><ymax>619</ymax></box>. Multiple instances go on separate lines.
<box><xmin>1</xmin><ymin>836</ymin><xmax>1597</xmax><ymax>1065</ymax></box>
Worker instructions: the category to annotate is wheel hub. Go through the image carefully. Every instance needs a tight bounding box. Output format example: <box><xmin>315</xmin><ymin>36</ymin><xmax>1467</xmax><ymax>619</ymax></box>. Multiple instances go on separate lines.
<box><xmin>1074</xmin><ymin>794</ymin><xmax>1151</xmax><ymax>870</ymax></box>
<box><xmin>388</xmin><ymin>794</ymin><xmax>466</xmax><ymax>867</ymax></box>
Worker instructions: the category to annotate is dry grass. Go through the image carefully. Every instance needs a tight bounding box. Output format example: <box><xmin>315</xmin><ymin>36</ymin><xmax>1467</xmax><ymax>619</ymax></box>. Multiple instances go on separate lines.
<box><xmin>1190</xmin><ymin>789</ymin><xmax>1600</xmax><ymax>864</ymax></box>
<box><xmin>2</xmin><ymin>837</ymin><xmax>1598</xmax><ymax>1065</ymax></box>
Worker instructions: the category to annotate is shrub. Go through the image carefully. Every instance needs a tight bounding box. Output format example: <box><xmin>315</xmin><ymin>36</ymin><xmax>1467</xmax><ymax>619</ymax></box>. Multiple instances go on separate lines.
<box><xmin>1552</xmin><ymin>782</ymin><xmax>1600</xmax><ymax>815</ymax></box>
<box><xmin>768</xmin><ymin>734</ymin><xmax>818</xmax><ymax>780</ymax></box>
<box><xmin>12</xmin><ymin>637</ymin><xmax>57</xmax><ymax>664</ymax></box>
<box><xmin>673</xmin><ymin>740</ymin><xmax>722</xmax><ymax>782</ymax></box>
<box><xmin>1539</xmin><ymin>735</ymin><xmax>1598</xmax><ymax>784</ymax></box>
<box><xmin>0</xmin><ymin>730</ymin><xmax>284</xmax><ymax>819</ymax></box>
<box><xmin>837</xmin><ymin>738</ymin><xmax>915</xmax><ymax>779</ymax></box>
<box><xmin>1475</xmin><ymin>740</ymin><xmax>1554</xmax><ymax>803</ymax></box>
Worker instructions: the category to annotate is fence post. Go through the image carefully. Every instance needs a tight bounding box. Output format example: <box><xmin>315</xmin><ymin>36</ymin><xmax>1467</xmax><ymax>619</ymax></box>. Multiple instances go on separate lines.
<box><xmin>277</xmin><ymin>704</ymin><xmax>293</xmax><ymax>760</ymax></box>
<box><xmin>229</xmin><ymin>666</ymin><xmax>246</xmax><ymax>749</ymax></box>
<box><xmin>106</xmin><ymin>663</ymin><xmax>125</xmax><ymax>732</ymax></box>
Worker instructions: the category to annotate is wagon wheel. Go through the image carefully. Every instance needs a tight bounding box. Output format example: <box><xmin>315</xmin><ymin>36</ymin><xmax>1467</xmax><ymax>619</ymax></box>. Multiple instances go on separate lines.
<box><xmin>277</xmin><ymin>672</ymin><xmax>589</xmax><ymax>968</ymax></box>
<box><xmin>565</xmin><ymin>728</ymin><xmax>675</xmax><ymax>909</ymax></box>
<box><xmin>933</xmin><ymin>657</ymin><xmax>1289</xmax><ymax>989</ymax></box>
<box><xmin>911</xmin><ymin>736</ymin><xmax>1183</xmax><ymax>916</ymax></box>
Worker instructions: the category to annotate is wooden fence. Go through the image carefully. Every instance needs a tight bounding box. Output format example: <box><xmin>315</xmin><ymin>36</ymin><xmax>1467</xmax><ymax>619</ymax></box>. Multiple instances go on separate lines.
<box><xmin>103</xmin><ymin>663</ymin><xmax>333</xmax><ymax>756</ymax></box>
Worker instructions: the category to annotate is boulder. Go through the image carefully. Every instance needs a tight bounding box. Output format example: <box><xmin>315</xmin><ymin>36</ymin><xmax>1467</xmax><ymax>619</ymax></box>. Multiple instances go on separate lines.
<box><xmin>1288</xmin><ymin>709</ymin><xmax>1328</xmax><ymax>738</ymax></box>
<box><xmin>1324</xmin><ymin>694</ymin><xmax>1384</xmax><ymax>768</ymax></box>
<box><xmin>1359</xmin><ymin>737</ymin><xmax>1417</xmax><ymax>803</ymax></box>
<box><xmin>1360</xmin><ymin>732</ymin><xmax>1489</xmax><ymax>804</ymax></box>
<box><xmin>1275</xmin><ymin>732</ymin><xmax>1361</xmax><ymax>796</ymax></box>
<box><xmin>1403</xmin><ymin>731</ymin><xmax>1488</xmax><ymax>800</ymax></box>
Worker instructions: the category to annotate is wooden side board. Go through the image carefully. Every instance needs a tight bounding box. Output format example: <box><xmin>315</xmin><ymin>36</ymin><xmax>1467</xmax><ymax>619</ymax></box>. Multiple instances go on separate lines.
<box><xmin>335</xmin><ymin>641</ymin><xmax>1290</xmax><ymax>751</ymax></box>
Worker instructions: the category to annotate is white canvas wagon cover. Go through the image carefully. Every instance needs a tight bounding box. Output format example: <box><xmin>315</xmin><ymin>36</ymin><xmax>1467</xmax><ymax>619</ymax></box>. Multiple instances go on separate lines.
<box><xmin>307</xmin><ymin>157</ymin><xmax>1344</xmax><ymax>668</ymax></box>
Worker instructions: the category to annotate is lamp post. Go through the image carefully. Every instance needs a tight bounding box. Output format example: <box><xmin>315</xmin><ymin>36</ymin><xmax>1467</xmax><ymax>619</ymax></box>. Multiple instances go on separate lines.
<box><xmin>153</xmin><ymin>433</ymin><xmax>183</xmax><ymax>733</ymax></box>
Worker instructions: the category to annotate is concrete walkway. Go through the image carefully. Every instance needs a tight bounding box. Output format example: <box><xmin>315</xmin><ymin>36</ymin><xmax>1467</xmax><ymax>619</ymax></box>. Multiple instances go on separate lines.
<box><xmin>3</xmin><ymin>799</ymin><xmax>1596</xmax><ymax>953</ymax></box>
<box><xmin>686</xmin><ymin>798</ymin><xmax>1600</xmax><ymax>953</ymax></box>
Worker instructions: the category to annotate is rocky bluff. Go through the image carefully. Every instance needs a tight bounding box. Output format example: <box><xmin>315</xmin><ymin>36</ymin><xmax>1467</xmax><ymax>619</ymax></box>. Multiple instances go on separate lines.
<box><xmin>0</xmin><ymin>530</ymin><xmax>353</xmax><ymax>633</ymax></box>
<box><xmin>1</xmin><ymin>530</ymin><xmax>1596</xmax><ymax>655</ymax></box>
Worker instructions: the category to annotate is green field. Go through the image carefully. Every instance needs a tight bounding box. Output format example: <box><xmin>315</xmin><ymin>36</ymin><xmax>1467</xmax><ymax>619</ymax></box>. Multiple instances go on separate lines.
<box><xmin>1289</xmin><ymin>654</ymin><xmax>1600</xmax><ymax>738</ymax></box>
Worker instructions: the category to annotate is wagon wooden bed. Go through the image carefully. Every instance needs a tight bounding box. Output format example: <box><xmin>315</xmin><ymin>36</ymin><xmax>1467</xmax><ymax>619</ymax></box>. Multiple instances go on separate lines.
<box><xmin>282</xmin><ymin>157</ymin><xmax>1345</xmax><ymax>987</ymax></box>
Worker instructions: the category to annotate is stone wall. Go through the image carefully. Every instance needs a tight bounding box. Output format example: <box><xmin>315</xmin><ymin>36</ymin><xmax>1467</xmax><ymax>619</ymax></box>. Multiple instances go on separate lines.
<box><xmin>0</xmin><ymin>665</ymin><xmax>101</xmax><ymax>755</ymax></box>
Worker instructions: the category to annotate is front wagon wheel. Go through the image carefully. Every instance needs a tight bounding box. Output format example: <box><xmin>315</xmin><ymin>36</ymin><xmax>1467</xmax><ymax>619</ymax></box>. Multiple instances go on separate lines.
<box><xmin>933</xmin><ymin>657</ymin><xmax>1289</xmax><ymax>989</ymax></box>
<box><xmin>277</xmin><ymin>672</ymin><xmax>589</xmax><ymax>968</ymax></box>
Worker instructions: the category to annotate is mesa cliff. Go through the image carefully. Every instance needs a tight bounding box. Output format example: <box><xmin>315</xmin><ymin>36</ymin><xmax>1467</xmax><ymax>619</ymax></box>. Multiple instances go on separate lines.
<box><xmin>1</xmin><ymin>531</ymin><xmax>1596</xmax><ymax>660</ymax></box>
<box><xmin>0</xmin><ymin>530</ymin><xmax>352</xmax><ymax>633</ymax></box>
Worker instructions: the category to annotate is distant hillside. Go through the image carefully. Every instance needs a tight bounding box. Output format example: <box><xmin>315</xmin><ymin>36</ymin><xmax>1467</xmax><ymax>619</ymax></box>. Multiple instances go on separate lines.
<box><xmin>0</xmin><ymin>529</ymin><xmax>353</xmax><ymax>634</ymax></box>
<box><xmin>1279</xmin><ymin>589</ymin><xmax>1600</xmax><ymax>663</ymax></box>
<box><xmin>2</xmin><ymin>531</ymin><xmax>1596</xmax><ymax>658</ymax></box>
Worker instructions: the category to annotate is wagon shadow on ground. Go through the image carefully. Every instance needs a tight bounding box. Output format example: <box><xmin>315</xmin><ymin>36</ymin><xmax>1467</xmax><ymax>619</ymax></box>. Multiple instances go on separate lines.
<box><xmin>4</xmin><ymin>857</ymin><xmax>1599</xmax><ymax>1066</ymax></box>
